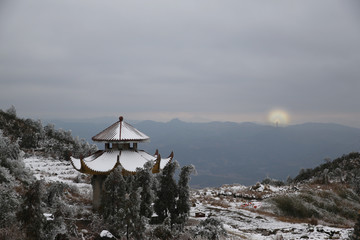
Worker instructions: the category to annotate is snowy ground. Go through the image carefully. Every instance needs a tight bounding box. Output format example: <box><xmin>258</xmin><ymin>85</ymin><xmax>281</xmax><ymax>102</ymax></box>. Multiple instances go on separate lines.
<box><xmin>190</xmin><ymin>187</ymin><xmax>353</xmax><ymax>239</ymax></box>
<box><xmin>23</xmin><ymin>156</ymin><xmax>92</xmax><ymax>196</ymax></box>
<box><xmin>23</xmin><ymin>156</ymin><xmax>353</xmax><ymax>239</ymax></box>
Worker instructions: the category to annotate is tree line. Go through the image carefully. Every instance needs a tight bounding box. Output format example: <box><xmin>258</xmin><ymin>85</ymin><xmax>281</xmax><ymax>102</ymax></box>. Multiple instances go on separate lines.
<box><xmin>0</xmin><ymin>106</ymin><xmax>97</xmax><ymax>159</ymax></box>
<box><xmin>100</xmin><ymin>161</ymin><xmax>196</xmax><ymax>239</ymax></box>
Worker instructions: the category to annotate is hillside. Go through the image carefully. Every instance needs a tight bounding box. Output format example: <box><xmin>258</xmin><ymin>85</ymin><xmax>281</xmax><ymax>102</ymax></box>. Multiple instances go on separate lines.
<box><xmin>23</xmin><ymin>156</ymin><xmax>357</xmax><ymax>239</ymax></box>
<box><xmin>1</xmin><ymin>108</ymin><xmax>359</xmax><ymax>239</ymax></box>
<box><xmin>293</xmin><ymin>152</ymin><xmax>360</xmax><ymax>186</ymax></box>
<box><xmin>0</xmin><ymin>107</ymin><xmax>98</xmax><ymax>239</ymax></box>
<box><xmin>50</xmin><ymin>117</ymin><xmax>360</xmax><ymax>187</ymax></box>
<box><xmin>0</xmin><ymin>108</ymin><xmax>97</xmax><ymax>159</ymax></box>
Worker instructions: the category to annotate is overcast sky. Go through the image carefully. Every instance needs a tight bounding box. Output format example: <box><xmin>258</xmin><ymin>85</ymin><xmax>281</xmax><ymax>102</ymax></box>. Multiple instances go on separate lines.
<box><xmin>1</xmin><ymin>0</ymin><xmax>360</xmax><ymax>127</ymax></box>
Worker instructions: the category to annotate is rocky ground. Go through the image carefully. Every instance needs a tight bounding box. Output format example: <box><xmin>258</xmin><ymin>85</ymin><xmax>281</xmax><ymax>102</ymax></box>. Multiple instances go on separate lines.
<box><xmin>190</xmin><ymin>185</ymin><xmax>352</xmax><ymax>239</ymax></box>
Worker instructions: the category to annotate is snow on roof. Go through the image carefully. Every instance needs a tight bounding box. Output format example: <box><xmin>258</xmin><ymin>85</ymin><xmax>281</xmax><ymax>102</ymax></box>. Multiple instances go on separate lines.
<box><xmin>160</xmin><ymin>156</ymin><xmax>172</xmax><ymax>169</ymax></box>
<box><xmin>70</xmin><ymin>156</ymin><xmax>81</xmax><ymax>170</ymax></box>
<box><xmin>70</xmin><ymin>149</ymin><xmax>172</xmax><ymax>174</ymax></box>
<box><xmin>92</xmin><ymin>116</ymin><xmax>150</xmax><ymax>142</ymax></box>
<box><xmin>84</xmin><ymin>151</ymin><xmax>118</xmax><ymax>172</ymax></box>
<box><xmin>119</xmin><ymin>150</ymin><xmax>156</xmax><ymax>172</ymax></box>
<box><xmin>138</xmin><ymin>150</ymin><xmax>158</xmax><ymax>161</ymax></box>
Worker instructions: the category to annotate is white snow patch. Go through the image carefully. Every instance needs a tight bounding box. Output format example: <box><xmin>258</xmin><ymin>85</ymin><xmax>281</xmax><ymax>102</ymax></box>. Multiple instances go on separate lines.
<box><xmin>100</xmin><ymin>230</ymin><xmax>114</xmax><ymax>238</ymax></box>
<box><xmin>43</xmin><ymin>213</ymin><xmax>54</xmax><ymax>221</ymax></box>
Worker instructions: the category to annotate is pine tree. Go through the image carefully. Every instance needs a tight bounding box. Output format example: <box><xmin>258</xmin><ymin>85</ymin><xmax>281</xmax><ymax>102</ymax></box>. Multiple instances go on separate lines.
<box><xmin>17</xmin><ymin>180</ymin><xmax>46</xmax><ymax>240</ymax></box>
<box><xmin>0</xmin><ymin>183</ymin><xmax>19</xmax><ymax>228</ymax></box>
<box><xmin>101</xmin><ymin>167</ymin><xmax>126</xmax><ymax>225</ymax></box>
<box><xmin>135</xmin><ymin>161</ymin><xmax>155</xmax><ymax>218</ymax></box>
<box><xmin>123</xmin><ymin>188</ymin><xmax>146</xmax><ymax>240</ymax></box>
<box><xmin>46</xmin><ymin>182</ymin><xmax>67</xmax><ymax>207</ymax></box>
<box><xmin>154</xmin><ymin>161</ymin><xmax>179</xmax><ymax>224</ymax></box>
<box><xmin>125</xmin><ymin>174</ymin><xmax>135</xmax><ymax>193</ymax></box>
<box><xmin>43</xmin><ymin>182</ymin><xmax>69</xmax><ymax>239</ymax></box>
<box><xmin>176</xmin><ymin>165</ymin><xmax>196</xmax><ymax>228</ymax></box>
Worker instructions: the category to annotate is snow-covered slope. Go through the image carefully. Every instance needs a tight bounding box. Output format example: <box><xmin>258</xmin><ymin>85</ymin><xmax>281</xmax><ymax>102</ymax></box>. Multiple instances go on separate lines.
<box><xmin>23</xmin><ymin>156</ymin><xmax>353</xmax><ymax>239</ymax></box>
<box><xmin>190</xmin><ymin>186</ymin><xmax>352</xmax><ymax>239</ymax></box>
<box><xmin>24</xmin><ymin>156</ymin><xmax>92</xmax><ymax>196</ymax></box>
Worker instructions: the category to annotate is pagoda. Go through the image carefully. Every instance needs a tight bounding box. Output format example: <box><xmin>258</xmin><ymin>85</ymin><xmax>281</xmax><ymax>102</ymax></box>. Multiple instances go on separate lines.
<box><xmin>70</xmin><ymin>116</ymin><xmax>173</xmax><ymax>209</ymax></box>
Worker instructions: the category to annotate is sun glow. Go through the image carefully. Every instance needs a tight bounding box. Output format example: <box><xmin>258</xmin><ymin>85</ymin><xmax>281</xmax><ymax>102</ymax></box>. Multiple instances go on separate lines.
<box><xmin>268</xmin><ymin>109</ymin><xmax>290</xmax><ymax>126</ymax></box>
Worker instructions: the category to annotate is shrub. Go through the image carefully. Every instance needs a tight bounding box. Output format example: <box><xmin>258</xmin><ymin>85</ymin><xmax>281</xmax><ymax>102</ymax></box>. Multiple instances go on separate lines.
<box><xmin>272</xmin><ymin>195</ymin><xmax>317</xmax><ymax>219</ymax></box>
<box><xmin>261</xmin><ymin>177</ymin><xmax>285</xmax><ymax>187</ymax></box>
<box><xmin>0</xmin><ymin>183</ymin><xmax>20</xmax><ymax>228</ymax></box>
<box><xmin>0</xmin><ymin>166</ymin><xmax>15</xmax><ymax>184</ymax></box>
<box><xmin>153</xmin><ymin>224</ymin><xmax>173</xmax><ymax>240</ymax></box>
<box><xmin>17</xmin><ymin>180</ymin><xmax>46</xmax><ymax>239</ymax></box>
<box><xmin>193</xmin><ymin>217</ymin><xmax>227</xmax><ymax>240</ymax></box>
<box><xmin>0</xmin><ymin>157</ymin><xmax>35</xmax><ymax>185</ymax></box>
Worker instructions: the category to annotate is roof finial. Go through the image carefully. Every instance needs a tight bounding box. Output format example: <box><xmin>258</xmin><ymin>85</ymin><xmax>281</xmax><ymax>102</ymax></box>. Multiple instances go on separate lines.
<box><xmin>119</xmin><ymin>116</ymin><xmax>124</xmax><ymax>122</ymax></box>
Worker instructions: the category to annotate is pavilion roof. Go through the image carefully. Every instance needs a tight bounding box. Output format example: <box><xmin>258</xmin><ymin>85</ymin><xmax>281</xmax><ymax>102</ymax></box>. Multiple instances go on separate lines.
<box><xmin>92</xmin><ymin>116</ymin><xmax>150</xmax><ymax>142</ymax></box>
<box><xmin>70</xmin><ymin>149</ymin><xmax>173</xmax><ymax>175</ymax></box>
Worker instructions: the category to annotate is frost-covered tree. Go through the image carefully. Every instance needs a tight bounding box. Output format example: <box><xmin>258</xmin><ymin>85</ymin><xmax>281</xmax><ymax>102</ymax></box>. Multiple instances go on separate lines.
<box><xmin>21</xmin><ymin>127</ymin><xmax>37</xmax><ymax>149</ymax></box>
<box><xmin>101</xmin><ymin>167</ymin><xmax>126</xmax><ymax>218</ymax></box>
<box><xmin>0</xmin><ymin>166</ymin><xmax>15</xmax><ymax>184</ymax></box>
<box><xmin>6</xmin><ymin>105</ymin><xmax>16</xmax><ymax>118</ymax></box>
<box><xmin>125</xmin><ymin>174</ymin><xmax>135</xmax><ymax>192</ymax></box>
<box><xmin>0</xmin><ymin>183</ymin><xmax>20</xmax><ymax>228</ymax></box>
<box><xmin>322</xmin><ymin>168</ymin><xmax>329</xmax><ymax>184</ymax></box>
<box><xmin>176</xmin><ymin>164</ymin><xmax>196</xmax><ymax>228</ymax></box>
<box><xmin>154</xmin><ymin>161</ymin><xmax>179</xmax><ymax>224</ymax></box>
<box><xmin>152</xmin><ymin>217</ymin><xmax>173</xmax><ymax>240</ymax></box>
<box><xmin>0</xmin><ymin>130</ymin><xmax>20</xmax><ymax>160</ymax></box>
<box><xmin>0</xmin><ymin>157</ymin><xmax>34</xmax><ymax>185</ymax></box>
<box><xmin>17</xmin><ymin>180</ymin><xmax>46</xmax><ymax>240</ymax></box>
<box><xmin>101</xmin><ymin>166</ymin><xmax>126</xmax><ymax>235</ymax></box>
<box><xmin>0</xmin><ymin>131</ymin><xmax>34</xmax><ymax>184</ymax></box>
<box><xmin>44</xmin><ymin>123</ymin><xmax>56</xmax><ymax>138</ymax></box>
<box><xmin>352</xmin><ymin>177</ymin><xmax>360</xmax><ymax>195</ymax></box>
<box><xmin>101</xmin><ymin>169</ymin><xmax>146</xmax><ymax>239</ymax></box>
<box><xmin>0</xmin><ymin>109</ymin><xmax>97</xmax><ymax>160</ymax></box>
<box><xmin>123</xmin><ymin>188</ymin><xmax>146</xmax><ymax>240</ymax></box>
<box><xmin>135</xmin><ymin>161</ymin><xmax>155</xmax><ymax>218</ymax></box>
<box><xmin>193</xmin><ymin>217</ymin><xmax>227</xmax><ymax>240</ymax></box>
<box><xmin>42</xmin><ymin>200</ymin><xmax>68</xmax><ymax>240</ymax></box>
<box><xmin>46</xmin><ymin>182</ymin><xmax>68</xmax><ymax>207</ymax></box>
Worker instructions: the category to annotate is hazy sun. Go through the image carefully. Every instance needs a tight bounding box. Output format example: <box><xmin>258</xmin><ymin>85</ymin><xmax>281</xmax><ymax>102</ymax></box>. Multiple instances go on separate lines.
<box><xmin>268</xmin><ymin>109</ymin><xmax>290</xmax><ymax>126</ymax></box>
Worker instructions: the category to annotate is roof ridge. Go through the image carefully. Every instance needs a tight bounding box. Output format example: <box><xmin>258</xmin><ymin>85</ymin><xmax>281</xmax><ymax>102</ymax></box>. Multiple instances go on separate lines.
<box><xmin>91</xmin><ymin>116</ymin><xmax>150</xmax><ymax>142</ymax></box>
<box><xmin>119</xmin><ymin>116</ymin><xmax>122</xmax><ymax>141</ymax></box>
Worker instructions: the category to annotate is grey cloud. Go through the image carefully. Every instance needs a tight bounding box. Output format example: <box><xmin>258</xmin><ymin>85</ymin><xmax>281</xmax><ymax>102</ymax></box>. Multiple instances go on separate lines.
<box><xmin>0</xmin><ymin>0</ymin><xmax>359</xmax><ymax>127</ymax></box>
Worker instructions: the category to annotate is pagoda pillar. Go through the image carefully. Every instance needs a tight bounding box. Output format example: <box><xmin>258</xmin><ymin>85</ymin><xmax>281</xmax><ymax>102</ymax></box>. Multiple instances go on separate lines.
<box><xmin>91</xmin><ymin>175</ymin><xmax>107</xmax><ymax>211</ymax></box>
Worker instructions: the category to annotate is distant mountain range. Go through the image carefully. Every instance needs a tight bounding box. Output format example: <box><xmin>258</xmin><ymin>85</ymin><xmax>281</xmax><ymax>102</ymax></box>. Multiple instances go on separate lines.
<box><xmin>49</xmin><ymin>118</ymin><xmax>360</xmax><ymax>187</ymax></box>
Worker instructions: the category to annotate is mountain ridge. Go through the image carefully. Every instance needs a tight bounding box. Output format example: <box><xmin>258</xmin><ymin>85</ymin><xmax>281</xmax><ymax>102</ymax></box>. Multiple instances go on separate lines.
<box><xmin>48</xmin><ymin>117</ymin><xmax>360</xmax><ymax>187</ymax></box>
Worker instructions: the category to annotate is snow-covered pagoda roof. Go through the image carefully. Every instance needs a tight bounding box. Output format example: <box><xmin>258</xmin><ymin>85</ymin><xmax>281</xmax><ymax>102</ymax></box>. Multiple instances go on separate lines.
<box><xmin>70</xmin><ymin>150</ymin><xmax>173</xmax><ymax>175</ymax></box>
<box><xmin>92</xmin><ymin>116</ymin><xmax>150</xmax><ymax>143</ymax></box>
<box><xmin>70</xmin><ymin>116</ymin><xmax>173</xmax><ymax>175</ymax></box>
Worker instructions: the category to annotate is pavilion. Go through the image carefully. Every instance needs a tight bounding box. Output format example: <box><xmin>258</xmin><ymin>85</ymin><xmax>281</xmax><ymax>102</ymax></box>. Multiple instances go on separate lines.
<box><xmin>70</xmin><ymin>116</ymin><xmax>173</xmax><ymax>209</ymax></box>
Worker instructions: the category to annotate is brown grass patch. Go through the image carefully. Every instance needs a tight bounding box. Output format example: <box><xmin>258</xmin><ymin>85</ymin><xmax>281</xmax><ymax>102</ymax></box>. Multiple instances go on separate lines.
<box><xmin>208</xmin><ymin>199</ymin><xmax>231</xmax><ymax>208</ymax></box>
